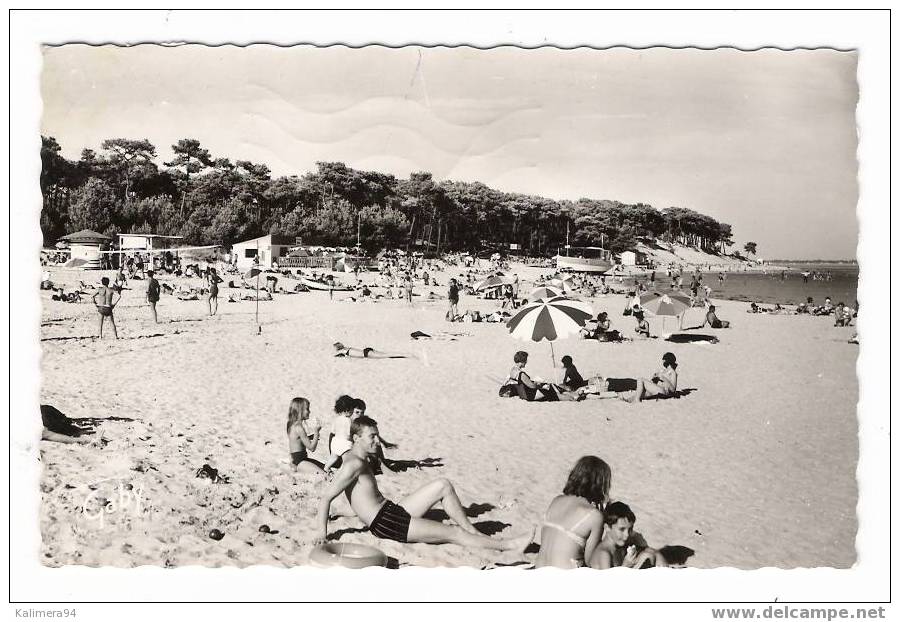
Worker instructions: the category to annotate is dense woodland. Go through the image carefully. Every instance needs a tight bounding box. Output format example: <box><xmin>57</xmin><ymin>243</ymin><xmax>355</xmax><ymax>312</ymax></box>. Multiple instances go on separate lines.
<box><xmin>41</xmin><ymin>136</ymin><xmax>738</xmax><ymax>256</ymax></box>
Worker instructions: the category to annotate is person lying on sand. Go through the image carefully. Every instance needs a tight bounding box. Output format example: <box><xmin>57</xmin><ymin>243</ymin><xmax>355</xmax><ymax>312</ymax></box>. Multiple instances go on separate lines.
<box><xmin>622</xmin><ymin>352</ymin><xmax>678</xmax><ymax>403</ymax></box>
<box><xmin>286</xmin><ymin>397</ymin><xmax>326</xmax><ymax>476</ymax></box>
<box><xmin>588</xmin><ymin>501</ymin><xmax>667</xmax><ymax>569</ymax></box>
<box><xmin>332</xmin><ymin>342</ymin><xmax>413</xmax><ymax>359</ymax></box>
<box><xmin>315</xmin><ymin>415</ymin><xmax>533</xmax><ymax>551</ymax></box>
<box><xmin>40</xmin><ymin>404</ymin><xmax>98</xmax><ymax>445</ymax></box>
<box><xmin>535</xmin><ymin>456</ymin><xmax>609</xmax><ymax>569</ymax></box>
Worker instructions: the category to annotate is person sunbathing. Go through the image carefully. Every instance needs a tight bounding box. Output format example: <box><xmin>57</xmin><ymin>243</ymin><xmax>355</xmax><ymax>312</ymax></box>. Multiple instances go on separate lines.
<box><xmin>499</xmin><ymin>351</ymin><xmax>557</xmax><ymax>401</ymax></box>
<box><xmin>703</xmin><ymin>305</ymin><xmax>730</xmax><ymax>328</ymax></box>
<box><xmin>41</xmin><ymin>404</ymin><xmax>97</xmax><ymax>445</ymax></box>
<box><xmin>624</xmin><ymin>352</ymin><xmax>678</xmax><ymax>403</ymax></box>
<box><xmin>315</xmin><ymin>416</ymin><xmax>533</xmax><ymax>551</ymax></box>
<box><xmin>591</xmin><ymin>312</ymin><xmax>624</xmax><ymax>341</ymax></box>
<box><xmin>587</xmin><ymin>501</ymin><xmax>666</xmax><ymax>569</ymax></box>
<box><xmin>332</xmin><ymin>342</ymin><xmax>413</xmax><ymax>359</ymax></box>
<box><xmin>535</xmin><ymin>456</ymin><xmax>610</xmax><ymax>569</ymax></box>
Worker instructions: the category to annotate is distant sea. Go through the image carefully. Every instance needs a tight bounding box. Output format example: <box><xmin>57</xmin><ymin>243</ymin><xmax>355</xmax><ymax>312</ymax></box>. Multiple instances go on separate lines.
<box><xmin>627</xmin><ymin>263</ymin><xmax>859</xmax><ymax>306</ymax></box>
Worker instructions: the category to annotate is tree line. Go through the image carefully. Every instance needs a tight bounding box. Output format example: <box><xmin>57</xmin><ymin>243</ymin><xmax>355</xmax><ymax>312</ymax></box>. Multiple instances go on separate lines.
<box><xmin>41</xmin><ymin>136</ymin><xmax>738</xmax><ymax>256</ymax></box>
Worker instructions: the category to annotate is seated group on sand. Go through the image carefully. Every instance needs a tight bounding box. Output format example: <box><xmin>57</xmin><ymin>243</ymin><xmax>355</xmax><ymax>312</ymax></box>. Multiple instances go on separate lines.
<box><xmin>499</xmin><ymin>350</ymin><xmax>680</xmax><ymax>404</ymax></box>
<box><xmin>286</xmin><ymin>395</ymin><xmax>677</xmax><ymax>567</ymax></box>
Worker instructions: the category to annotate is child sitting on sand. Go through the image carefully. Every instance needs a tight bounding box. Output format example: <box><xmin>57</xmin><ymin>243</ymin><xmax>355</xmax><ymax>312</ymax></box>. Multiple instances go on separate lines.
<box><xmin>286</xmin><ymin>397</ymin><xmax>325</xmax><ymax>475</ymax></box>
<box><xmin>588</xmin><ymin>501</ymin><xmax>666</xmax><ymax>569</ymax></box>
<box><xmin>324</xmin><ymin>395</ymin><xmax>356</xmax><ymax>471</ymax></box>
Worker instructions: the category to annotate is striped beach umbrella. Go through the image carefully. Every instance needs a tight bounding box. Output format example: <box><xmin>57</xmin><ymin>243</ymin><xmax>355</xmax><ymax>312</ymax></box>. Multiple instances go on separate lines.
<box><xmin>526</xmin><ymin>285</ymin><xmax>563</xmax><ymax>302</ymax></box>
<box><xmin>507</xmin><ymin>296</ymin><xmax>594</xmax><ymax>365</ymax></box>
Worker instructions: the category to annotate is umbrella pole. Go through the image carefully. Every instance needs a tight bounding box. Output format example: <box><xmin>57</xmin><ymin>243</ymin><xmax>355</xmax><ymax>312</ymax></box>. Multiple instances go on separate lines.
<box><xmin>255</xmin><ymin>242</ymin><xmax>261</xmax><ymax>334</ymax></box>
<box><xmin>550</xmin><ymin>341</ymin><xmax>556</xmax><ymax>369</ymax></box>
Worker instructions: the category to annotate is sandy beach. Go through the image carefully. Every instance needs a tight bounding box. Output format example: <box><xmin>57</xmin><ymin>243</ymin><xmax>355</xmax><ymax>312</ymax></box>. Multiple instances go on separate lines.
<box><xmin>37</xmin><ymin>263</ymin><xmax>858</xmax><ymax>570</ymax></box>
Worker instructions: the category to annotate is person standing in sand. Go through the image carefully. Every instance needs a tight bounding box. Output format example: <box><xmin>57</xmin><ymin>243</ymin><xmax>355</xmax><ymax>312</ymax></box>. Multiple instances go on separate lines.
<box><xmin>404</xmin><ymin>274</ymin><xmax>414</xmax><ymax>305</ymax></box>
<box><xmin>92</xmin><ymin>276</ymin><xmax>120</xmax><ymax>339</ymax></box>
<box><xmin>315</xmin><ymin>415</ymin><xmax>533</xmax><ymax>551</ymax></box>
<box><xmin>146</xmin><ymin>270</ymin><xmax>160</xmax><ymax>324</ymax></box>
<box><xmin>447</xmin><ymin>278</ymin><xmax>460</xmax><ymax>321</ymax></box>
<box><xmin>206</xmin><ymin>268</ymin><xmax>222</xmax><ymax>316</ymax></box>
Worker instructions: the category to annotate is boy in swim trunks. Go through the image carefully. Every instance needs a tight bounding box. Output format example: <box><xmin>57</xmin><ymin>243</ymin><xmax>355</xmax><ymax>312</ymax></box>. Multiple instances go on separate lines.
<box><xmin>92</xmin><ymin>276</ymin><xmax>121</xmax><ymax>339</ymax></box>
<box><xmin>315</xmin><ymin>416</ymin><xmax>533</xmax><ymax>551</ymax></box>
<box><xmin>588</xmin><ymin>501</ymin><xmax>666</xmax><ymax>569</ymax></box>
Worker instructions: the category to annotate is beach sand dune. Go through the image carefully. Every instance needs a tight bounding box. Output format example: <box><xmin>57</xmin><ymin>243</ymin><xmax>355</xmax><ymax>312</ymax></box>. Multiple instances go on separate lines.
<box><xmin>38</xmin><ymin>266</ymin><xmax>858</xmax><ymax>568</ymax></box>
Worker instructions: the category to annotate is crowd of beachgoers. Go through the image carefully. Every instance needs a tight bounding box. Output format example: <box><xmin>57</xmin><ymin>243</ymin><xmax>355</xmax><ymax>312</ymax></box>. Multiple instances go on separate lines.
<box><xmin>37</xmin><ymin>250</ymin><xmax>858</xmax><ymax>569</ymax></box>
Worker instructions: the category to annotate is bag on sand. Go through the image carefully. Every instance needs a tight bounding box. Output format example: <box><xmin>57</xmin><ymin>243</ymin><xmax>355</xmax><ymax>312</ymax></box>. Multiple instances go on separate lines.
<box><xmin>498</xmin><ymin>384</ymin><xmax>518</xmax><ymax>398</ymax></box>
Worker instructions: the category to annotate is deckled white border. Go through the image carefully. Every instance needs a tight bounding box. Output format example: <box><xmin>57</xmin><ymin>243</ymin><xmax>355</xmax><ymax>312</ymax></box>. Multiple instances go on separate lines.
<box><xmin>7</xmin><ymin>7</ymin><xmax>891</xmax><ymax>616</ymax></box>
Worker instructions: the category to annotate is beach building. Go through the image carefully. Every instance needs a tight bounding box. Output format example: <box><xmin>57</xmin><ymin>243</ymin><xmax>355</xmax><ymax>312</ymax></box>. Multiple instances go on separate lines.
<box><xmin>58</xmin><ymin>229</ymin><xmax>111</xmax><ymax>269</ymax></box>
<box><xmin>620</xmin><ymin>250</ymin><xmax>648</xmax><ymax>266</ymax></box>
<box><xmin>231</xmin><ymin>234</ymin><xmax>295</xmax><ymax>270</ymax></box>
<box><xmin>117</xmin><ymin>233</ymin><xmax>183</xmax><ymax>253</ymax></box>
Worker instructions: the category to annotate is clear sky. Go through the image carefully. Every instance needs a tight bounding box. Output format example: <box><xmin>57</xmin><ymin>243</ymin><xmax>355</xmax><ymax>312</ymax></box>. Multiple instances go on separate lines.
<box><xmin>41</xmin><ymin>44</ymin><xmax>859</xmax><ymax>259</ymax></box>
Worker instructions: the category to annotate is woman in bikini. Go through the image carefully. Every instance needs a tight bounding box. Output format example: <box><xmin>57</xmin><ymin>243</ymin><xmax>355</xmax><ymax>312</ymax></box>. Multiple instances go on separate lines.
<box><xmin>285</xmin><ymin>397</ymin><xmax>326</xmax><ymax>476</ymax></box>
<box><xmin>207</xmin><ymin>268</ymin><xmax>222</xmax><ymax>316</ymax></box>
<box><xmin>332</xmin><ymin>342</ymin><xmax>413</xmax><ymax>359</ymax></box>
<box><xmin>535</xmin><ymin>455</ymin><xmax>611</xmax><ymax>569</ymax></box>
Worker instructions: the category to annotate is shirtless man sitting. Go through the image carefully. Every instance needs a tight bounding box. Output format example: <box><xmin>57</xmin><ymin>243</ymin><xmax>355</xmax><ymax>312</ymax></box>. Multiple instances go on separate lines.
<box><xmin>92</xmin><ymin>276</ymin><xmax>121</xmax><ymax>339</ymax></box>
<box><xmin>315</xmin><ymin>416</ymin><xmax>533</xmax><ymax>551</ymax></box>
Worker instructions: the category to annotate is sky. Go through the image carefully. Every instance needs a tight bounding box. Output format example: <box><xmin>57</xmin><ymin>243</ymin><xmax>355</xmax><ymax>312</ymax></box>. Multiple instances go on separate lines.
<box><xmin>41</xmin><ymin>44</ymin><xmax>859</xmax><ymax>259</ymax></box>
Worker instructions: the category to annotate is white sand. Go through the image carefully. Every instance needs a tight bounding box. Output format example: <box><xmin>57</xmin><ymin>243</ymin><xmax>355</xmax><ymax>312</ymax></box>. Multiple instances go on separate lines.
<box><xmin>38</xmin><ymin>263</ymin><xmax>858</xmax><ymax>569</ymax></box>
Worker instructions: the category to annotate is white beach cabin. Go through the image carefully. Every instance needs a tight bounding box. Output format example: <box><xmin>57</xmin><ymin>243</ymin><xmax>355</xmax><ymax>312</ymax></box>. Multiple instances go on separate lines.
<box><xmin>231</xmin><ymin>234</ymin><xmax>295</xmax><ymax>271</ymax></box>
<box><xmin>620</xmin><ymin>250</ymin><xmax>648</xmax><ymax>267</ymax></box>
<box><xmin>58</xmin><ymin>229</ymin><xmax>111</xmax><ymax>269</ymax></box>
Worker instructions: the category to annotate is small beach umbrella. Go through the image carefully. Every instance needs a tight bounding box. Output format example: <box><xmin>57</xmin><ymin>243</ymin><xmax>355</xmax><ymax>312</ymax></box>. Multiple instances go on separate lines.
<box><xmin>474</xmin><ymin>274</ymin><xmax>513</xmax><ymax>291</ymax></box>
<box><xmin>506</xmin><ymin>296</ymin><xmax>594</xmax><ymax>366</ymax></box>
<box><xmin>526</xmin><ymin>285</ymin><xmax>564</xmax><ymax>302</ymax></box>
<box><xmin>639</xmin><ymin>290</ymin><xmax>692</xmax><ymax>333</ymax></box>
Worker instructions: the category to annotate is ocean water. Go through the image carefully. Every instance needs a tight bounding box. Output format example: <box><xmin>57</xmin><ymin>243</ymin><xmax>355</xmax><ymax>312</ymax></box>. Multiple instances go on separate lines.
<box><xmin>624</xmin><ymin>264</ymin><xmax>859</xmax><ymax>307</ymax></box>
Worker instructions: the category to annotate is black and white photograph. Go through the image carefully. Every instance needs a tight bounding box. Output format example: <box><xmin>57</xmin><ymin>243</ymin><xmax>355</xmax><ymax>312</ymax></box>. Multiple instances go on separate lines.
<box><xmin>8</xmin><ymin>8</ymin><xmax>891</xmax><ymax>613</ymax></box>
